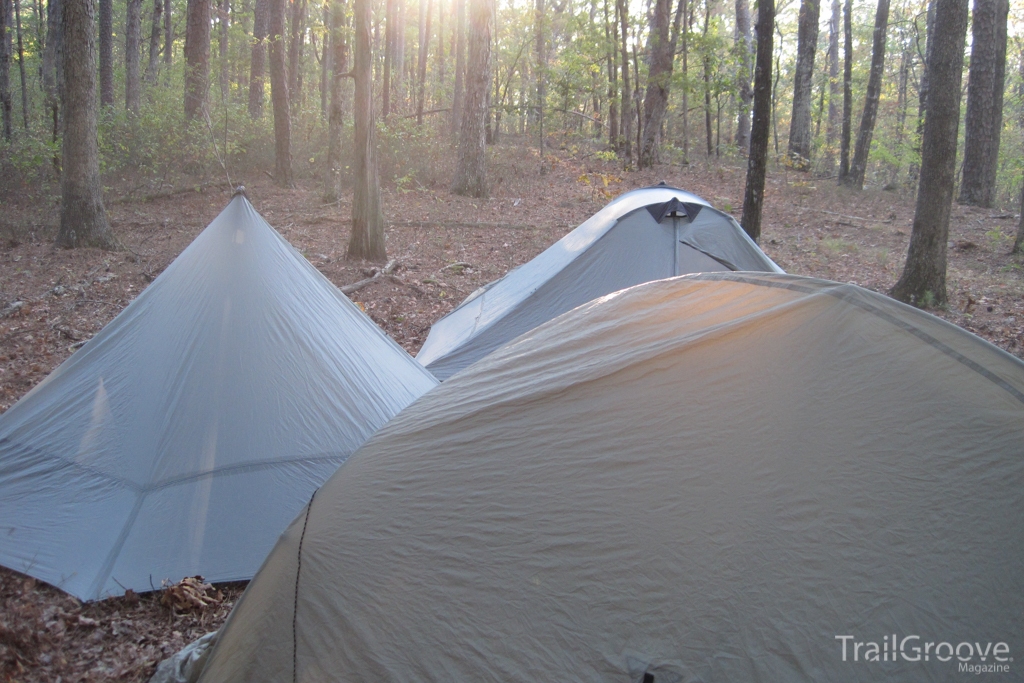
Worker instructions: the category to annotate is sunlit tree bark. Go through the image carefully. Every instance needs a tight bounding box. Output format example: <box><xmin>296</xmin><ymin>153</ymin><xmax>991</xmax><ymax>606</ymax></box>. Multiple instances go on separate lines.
<box><xmin>638</xmin><ymin>0</ymin><xmax>681</xmax><ymax>167</ymax></box>
<box><xmin>452</xmin><ymin>0</ymin><xmax>492</xmax><ymax>197</ymax></box>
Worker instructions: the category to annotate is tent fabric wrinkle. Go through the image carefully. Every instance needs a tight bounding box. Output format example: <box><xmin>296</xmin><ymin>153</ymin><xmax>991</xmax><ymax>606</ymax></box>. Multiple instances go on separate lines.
<box><xmin>197</xmin><ymin>273</ymin><xmax>1024</xmax><ymax>683</ymax></box>
<box><xmin>416</xmin><ymin>185</ymin><xmax>783</xmax><ymax>380</ymax></box>
<box><xmin>0</xmin><ymin>195</ymin><xmax>438</xmax><ymax>601</ymax></box>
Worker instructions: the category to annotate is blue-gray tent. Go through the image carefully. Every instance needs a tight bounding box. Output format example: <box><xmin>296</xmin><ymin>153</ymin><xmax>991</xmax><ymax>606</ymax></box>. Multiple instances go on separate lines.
<box><xmin>416</xmin><ymin>184</ymin><xmax>782</xmax><ymax>379</ymax></box>
<box><xmin>0</xmin><ymin>194</ymin><xmax>438</xmax><ymax>600</ymax></box>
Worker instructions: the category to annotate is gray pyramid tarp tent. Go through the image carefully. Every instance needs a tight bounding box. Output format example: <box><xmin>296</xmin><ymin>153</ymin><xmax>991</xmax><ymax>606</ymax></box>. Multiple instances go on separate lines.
<box><xmin>416</xmin><ymin>184</ymin><xmax>783</xmax><ymax>379</ymax></box>
<box><xmin>0</xmin><ymin>194</ymin><xmax>438</xmax><ymax>601</ymax></box>
<box><xmin>198</xmin><ymin>273</ymin><xmax>1023</xmax><ymax>683</ymax></box>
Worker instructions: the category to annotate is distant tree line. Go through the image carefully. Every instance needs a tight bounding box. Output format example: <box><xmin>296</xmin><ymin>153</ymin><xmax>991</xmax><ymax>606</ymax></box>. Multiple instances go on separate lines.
<box><xmin>0</xmin><ymin>0</ymin><xmax>1020</xmax><ymax>305</ymax></box>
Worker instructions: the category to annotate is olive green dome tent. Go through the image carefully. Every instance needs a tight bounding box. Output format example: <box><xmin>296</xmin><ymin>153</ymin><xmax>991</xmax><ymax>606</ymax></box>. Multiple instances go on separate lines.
<box><xmin>198</xmin><ymin>273</ymin><xmax>1024</xmax><ymax>683</ymax></box>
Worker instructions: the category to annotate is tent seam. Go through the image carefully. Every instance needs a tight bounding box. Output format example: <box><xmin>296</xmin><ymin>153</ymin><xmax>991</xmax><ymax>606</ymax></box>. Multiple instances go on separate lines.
<box><xmin>293</xmin><ymin>487</ymin><xmax>319</xmax><ymax>683</ymax></box>
<box><xmin>145</xmin><ymin>453</ymin><xmax>351</xmax><ymax>491</ymax></box>
<box><xmin>0</xmin><ymin>438</ymin><xmax>145</xmax><ymax>493</ymax></box>
<box><xmin>88</xmin><ymin>490</ymin><xmax>148</xmax><ymax>600</ymax></box>
<box><xmin>676</xmin><ymin>240</ymin><xmax>737</xmax><ymax>271</ymax></box>
<box><xmin>0</xmin><ymin>443</ymin><xmax>350</xmax><ymax>494</ymax></box>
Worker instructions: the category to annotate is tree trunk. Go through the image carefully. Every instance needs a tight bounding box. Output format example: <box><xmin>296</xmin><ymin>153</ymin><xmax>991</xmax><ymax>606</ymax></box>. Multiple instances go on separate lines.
<box><xmin>534</xmin><ymin>0</ymin><xmax>546</xmax><ymax>149</ymax></box>
<box><xmin>891</xmin><ymin>0</ymin><xmax>968</xmax><ymax>308</ymax></box>
<box><xmin>33</xmin><ymin>0</ymin><xmax>41</xmax><ymax>49</ymax></box>
<box><xmin>234</xmin><ymin>6</ymin><xmax>247</xmax><ymax>91</ymax></box>
<box><xmin>0</xmin><ymin>0</ymin><xmax>11</xmax><ymax>141</ymax></box>
<box><xmin>740</xmin><ymin>0</ymin><xmax>773</xmax><ymax>242</ymax></box>
<box><xmin>146</xmin><ymin>0</ymin><xmax>163</xmax><ymax>82</ymax></box>
<box><xmin>771</xmin><ymin>44</ymin><xmax>779</xmax><ymax>154</ymax></box>
<box><xmin>701</xmin><ymin>0</ymin><xmax>712</xmax><ymax>157</ymax></box>
<box><xmin>452</xmin><ymin>0</ymin><xmax>491</xmax><ymax>197</ymax></box>
<box><xmin>382</xmin><ymin>0</ymin><xmax>394</xmax><ymax>117</ymax></box>
<box><xmin>371</xmin><ymin>2</ymin><xmax>379</xmax><ymax>81</ymax></box>
<box><xmin>845</xmin><ymin>0</ymin><xmax>890</xmax><ymax>189</ymax></box>
<box><xmin>416</xmin><ymin>0</ymin><xmax>432</xmax><ymax>124</ymax></box>
<box><xmin>632</xmin><ymin>46</ymin><xmax>640</xmax><ymax>154</ymax></box>
<box><xmin>184</xmin><ymin>0</ymin><xmax>211</xmax><ymax>122</ymax></box>
<box><xmin>888</xmin><ymin>21</ymin><xmax>913</xmax><ymax>187</ymax></box>
<box><xmin>218</xmin><ymin>0</ymin><xmax>229</xmax><ymax>102</ymax></box>
<box><xmin>319</xmin><ymin>0</ymin><xmax>330</xmax><ymax>119</ymax></box>
<box><xmin>13</xmin><ymin>0</ymin><xmax>26</xmax><ymax>129</ymax></box>
<box><xmin>638</xmin><ymin>0</ymin><xmax>683</xmax><ymax>167</ymax></box>
<box><xmin>890</xmin><ymin>24</ymin><xmax>909</xmax><ymax>185</ymax></box>
<box><xmin>58</xmin><ymin>0</ymin><xmax>114</xmax><ymax>249</ymax></box>
<box><xmin>248</xmin><ymin>0</ymin><xmax>269</xmax><ymax>118</ymax></box>
<box><xmin>42</xmin><ymin>0</ymin><xmax>61</xmax><ymax>165</ymax></box>
<box><xmin>163</xmin><ymin>0</ymin><xmax>172</xmax><ymax>66</ymax></box>
<box><xmin>287</xmin><ymin>0</ymin><xmax>306</xmax><ymax>113</ymax></box>
<box><xmin>451</xmin><ymin>0</ymin><xmax>465</xmax><ymax>134</ymax></box>
<box><xmin>394</xmin><ymin>0</ymin><xmax>405</xmax><ymax>104</ymax></box>
<box><xmin>824</xmin><ymin>0</ymin><xmax>839</xmax><ymax>172</ymax></box>
<box><xmin>908</xmin><ymin>0</ymin><xmax>935</xmax><ymax>184</ymax></box>
<box><xmin>435</xmin><ymin>0</ymin><xmax>444</xmax><ymax>83</ymax></box>
<box><xmin>417</xmin><ymin>0</ymin><xmax>426</xmax><ymax>120</ymax></box>
<box><xmin>324</xmin><ymin>0</ymin><xmax>348</xmax><ymax>202</ymax></box>
<box><xmin>786</xmin><ymin>0</ymin><xmax>819</xmax><ymax>168</ymax></box>
<box><xmin>617</xmin><ymin>0</ymin><xmax>631</xmax><ymax>164</ymax></box>
<box><xmin>269</xmin><ymin>0</ymin><xmax>293</xmax><ymax>185</ymax></box>
<box><xmin>638</xmin><ymin>0</ymin><xmax>670</xmax><ymax>166</ymax></box>
<box><xmin>42</xmin><ymin>0</ymin><xmax>58</xmax><ymax>99</ymax></box>
<box><xmin>126</xmin><ymin>0</ymin><xmax>143</xmax><ymax>113</ymax></box>
<box><xmin>485</xmin><ymin>68</ymin><xmax>494</xmax><ymax>142</ymax></box>
<box><xmin>814</xmin><ymin>72</ymin><xmax>825</xmax><ymax>140</ymax></box>
<box><xmin>516</xmin><ymin>71</ymin><xmax>524</xmax><ymax>133</ymax></box>
<box><xmin>604</xmin><ymin>0</ymin><xmax>617</xmax><ymax>149</ymax></box>
<box><xmin>348</xmin><ymin>0</ymin><xmax>386</xmax><ymax>260</ymax></box>
<box><xmin>1014</xmin><ymin>181</ymin><xmax>1024</xmax><ymax>254</ymax></box>
<box><xmin>734</xmin><ymin>0</ymin><xmax>752</xmax><ymax>153</ymax></box>
<box><xmin>589</xmin><ymin>0</ymin><xmax>600</xmax><ymax>138</ymax></box>
<box><xmin>1018</xmin><ymin>45</ymin><xmax>1024</xmax><ymax>132</ymax></box>
<box><xmin>680</xmin><ymin>0</ymin><xmax>691</xmax><ymax>161</ymax></box>
<box><xmin>99</xmin><ymin>0</ymin><xmax>113</xmax><ymax>107</ymax></box>
<box><xmin>837</xmin><ymin>0</ymin><xmax>852</xmax><ymax>182</ymax></box>
<box><xmin>957</xmin><ymin>0</ymin><xmax>1008</xmax><ymax>208</ymax></box>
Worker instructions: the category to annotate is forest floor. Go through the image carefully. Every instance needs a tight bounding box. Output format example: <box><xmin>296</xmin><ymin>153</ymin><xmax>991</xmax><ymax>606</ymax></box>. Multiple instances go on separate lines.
<box><xmin>1</xmin><ymin>138</ymin><xmax>1023</xmax><ymax>682</ymax></box>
